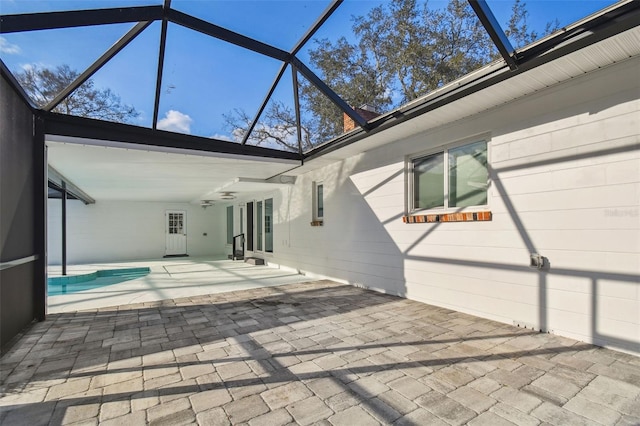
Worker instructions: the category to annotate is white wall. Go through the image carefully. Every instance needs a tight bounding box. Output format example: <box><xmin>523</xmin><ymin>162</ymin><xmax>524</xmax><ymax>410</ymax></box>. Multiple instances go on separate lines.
<box><xmin>267</xmin><ymin>57</ymin><xmax>640</xmax><ymax>355</ymax></box>
<box><xmin>48</xmin><ymin>200</ymin><xmax>227</xmax><ymax>264</ymax></box>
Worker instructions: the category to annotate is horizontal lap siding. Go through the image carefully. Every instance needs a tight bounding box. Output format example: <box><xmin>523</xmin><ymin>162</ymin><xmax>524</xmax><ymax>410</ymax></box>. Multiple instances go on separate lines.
<box><xmin>272</xmin><ymin>57</ymin><xmax>640</xmax><ymax>355</ymax></box>
<box><xmin>47</xmin><ymin>200</ymin><xmax>226</xmax><ymax>264</ymax></box>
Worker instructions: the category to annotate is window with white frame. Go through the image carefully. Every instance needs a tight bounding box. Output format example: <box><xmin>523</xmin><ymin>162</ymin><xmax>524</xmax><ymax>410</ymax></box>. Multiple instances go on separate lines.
<box><xmin>410</xmin><ymin>140</ymin><xmax>488</xmax><ymax>212</ymax></box>
<box><xmin>313</xmin><ymin>181</ymin><xmax>324</xmax><ymax>221</ymax></box>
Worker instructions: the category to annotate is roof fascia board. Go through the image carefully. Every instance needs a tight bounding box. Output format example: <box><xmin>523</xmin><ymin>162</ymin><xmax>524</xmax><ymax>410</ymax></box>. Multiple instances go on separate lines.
<box><xmin>0</xmin><ymin>6</ymin><xmax>163</xmax><ymax>33</ymax></box>
<box><xmin>517</xmin><ymin>0</ymin><xmax>640</xmax><ymax>63</ymax></box>
<box><xmin>167</xmin><ymin>9</ymin><xmax>290</xmax><ymax>62</ymax></box>
<box><xmin>41</xmin><ymin>111</ymin><xmax>303</xmax><ymax>162</ymax></box>
<box><xmin>47</xmin><ymin>165</ymin><xmax>95</xmax><ymax>205</ymax></box>
<box><xmin>304</xmin><ymin>4</ymin><xmax>640</xmax><ymax>161</ymax></box>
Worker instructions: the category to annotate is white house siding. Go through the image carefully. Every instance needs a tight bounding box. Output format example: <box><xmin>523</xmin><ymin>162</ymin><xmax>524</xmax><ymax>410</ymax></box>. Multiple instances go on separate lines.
<box><xmin>47</xmin><ymin>200</ymin><xmax>226</xmax><ymax>264</ymax></box>
<box><xmin>268</xmin><ymin>57</ymin><xmax>640</xmax><ymax>355</ymax></box>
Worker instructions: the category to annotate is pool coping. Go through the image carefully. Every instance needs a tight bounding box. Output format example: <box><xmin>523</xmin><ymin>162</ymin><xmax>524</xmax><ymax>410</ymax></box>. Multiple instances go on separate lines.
<box><xmin>47</xmin><ymin>267</ymin><xmax>151</xmax><ymax>285</ymax></box>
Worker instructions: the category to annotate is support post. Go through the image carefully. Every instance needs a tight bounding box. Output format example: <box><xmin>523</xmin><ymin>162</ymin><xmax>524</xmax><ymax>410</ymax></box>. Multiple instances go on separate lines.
<box><xmin>62</xmin><ymin>181</ymin><xmax>67</xmax><ymax>276</ymax></box>
<box><xmin>34</xmin><ymin>115</ymin><xmax>47</xmax><ymax>322</ymax></box>
<box><xmin>291</xmin><ymin>65</ymin><xmax>303</xmax><ymax>155</ymax></box>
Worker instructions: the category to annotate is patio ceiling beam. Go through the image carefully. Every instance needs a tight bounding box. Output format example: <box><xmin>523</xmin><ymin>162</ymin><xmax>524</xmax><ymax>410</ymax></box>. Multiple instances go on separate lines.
<box><xmin>48</xmin><ymin>165</ymin><xmax>96</xmax><ymax>205</ymax></box>
<box><xmin>0</xmin><ymin>6</ymin><xmax>162</xmax><ymax>33</ymax></box>
<box><xmin>45</xmin><ymin>21</ymin><xmax>152</xmax><ymax>113</ymax></box>
<box><xmin>41</xmin><ymin>111</ymin><xmax>303</xmax><ymax>161</ymax></box>
<box><xmin>290</xmin><ymin>0</ymin><xmax>343</xmax><ymax>56</ymax></box>
<box><xmin>241</xmin><ymin>63</ymin><xmax>288</xmax><ymax>145</ymax></box>
<box><xmin>468</xmin><ymin>0</ymin><xmax>518</xmax><ymax>71</ymax></box>
<box><xmin>291</xmin><ymin>57</ymin><xmax>369</xmax><ymax>130</ymax></box>
<box><xmin>167</xmin><ymin>9</ymin><xmax>290</xmax><ymax>62</ymax></box>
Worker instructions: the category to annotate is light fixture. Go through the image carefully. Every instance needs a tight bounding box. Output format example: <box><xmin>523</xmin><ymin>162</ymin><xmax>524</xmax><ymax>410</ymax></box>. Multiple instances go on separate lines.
<box><xmin>200</xmin><ymin>200</ymin><xmax>214</xmax><ymax>209</ymax></box>
<box><xmin>219</xmin><ymin>191</ymin><xmax>236</xmax><ymax>200</ymax></box>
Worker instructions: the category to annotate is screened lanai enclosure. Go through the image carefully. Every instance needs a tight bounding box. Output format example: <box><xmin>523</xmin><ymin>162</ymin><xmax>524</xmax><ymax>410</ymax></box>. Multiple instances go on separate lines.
<box><xmin>1</xmin><ymin>0</ymin><xmax>639</xmax><ymax>354</ymax></box>
<box><xmin>2</xmin><ymin>0</ymin><xmax>636</xmax><ymax>155</ymax></box>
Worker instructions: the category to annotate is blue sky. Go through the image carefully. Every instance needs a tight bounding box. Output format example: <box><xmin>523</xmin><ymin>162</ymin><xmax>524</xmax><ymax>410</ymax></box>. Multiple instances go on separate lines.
<box><xmin>0</xmin><ymin>0</ymin><xmax>618</xmax><ymax>143</ymax></box>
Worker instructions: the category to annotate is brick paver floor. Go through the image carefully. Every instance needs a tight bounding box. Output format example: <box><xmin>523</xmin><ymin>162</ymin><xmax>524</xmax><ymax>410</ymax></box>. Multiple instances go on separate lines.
<box><xmin>1</xmin><ymin>280</ymin><xmax>639</xmax><ymax>425</ymax></box>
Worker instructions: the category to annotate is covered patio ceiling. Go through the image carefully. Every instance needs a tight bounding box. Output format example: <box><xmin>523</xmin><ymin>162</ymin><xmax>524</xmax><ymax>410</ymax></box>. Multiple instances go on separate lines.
<box><xmin>45</xmin><ymin>137</ymin><xmax>299</xmax><ymax>203</ymax></box>
<box><xmin>1</xmin><ymin>0</ymin><xmax>638</xmax><ymax>203</ymax></box>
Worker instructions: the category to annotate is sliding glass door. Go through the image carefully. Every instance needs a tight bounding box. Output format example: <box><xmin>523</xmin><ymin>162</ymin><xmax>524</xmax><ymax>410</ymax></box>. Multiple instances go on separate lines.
<box><xmin>247</xmin><ymin>197</ymin><xmax>273</xmax><ymax>254</ymax></box>
<box><xmin>265</xmin><ymin>198</ymin><xmax>273</xmax><ymax>253</ymax></box>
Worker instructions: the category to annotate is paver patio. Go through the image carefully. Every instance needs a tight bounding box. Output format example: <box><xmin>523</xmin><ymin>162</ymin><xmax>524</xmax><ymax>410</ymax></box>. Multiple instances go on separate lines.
<box><xmin>1</xmin><ymin>280</ymin><xmax>639</xmax><ymax>425</ymax></box>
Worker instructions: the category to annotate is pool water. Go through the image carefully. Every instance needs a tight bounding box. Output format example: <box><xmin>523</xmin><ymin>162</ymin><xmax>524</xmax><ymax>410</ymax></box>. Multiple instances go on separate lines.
<box><xmin>48</xmin><ymin>267</ymin><xmax>150</xmax><ymax>296</ymax></box>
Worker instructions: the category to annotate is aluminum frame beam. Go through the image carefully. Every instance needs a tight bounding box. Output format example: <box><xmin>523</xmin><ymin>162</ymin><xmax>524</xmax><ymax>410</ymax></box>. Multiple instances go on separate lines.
<box><xmin>1</xmin><ymin>2</ymin><xmax>369</xmax><ymax>137</ymax></box>
<box><xmin>0</xmin><ymin>6</ymin><xmax>162</xmax><ymax>33</ymax></box>
<box><xmin>168</xmin><ymin>9</ymin><xmax>290</xmax><ymax>62</ymax></box>
<box><xmin>291</xmin><ymin>65</ymin><xmax>303</xmax><ymax>155</ymax></box>
<box><xmin>241</xmin><ymin>63</ymin><xmax>288</xmax><ymax>145</ymax></box>
<box><xmin>61</xmin><ymin>181</ymin><xmax>67</xmax><ymax>276</ymax></box>
<box><xmin>41</xmin><ymin>111</ymin><xmax>303</xmax><ymax>161</ymax></box>
<box><xmin>47</xmin><ymin>165</ymin><xmax>96</xmax><ymax>205</ymax></box>
<box><xmin>468</xmin><ymin>0</ymin><xmax>519</xmax><ymax>70</ymax></box>
<box><xmin>152</xmin><ymin>0</ymin><xmax>171</xmax><ymax>130</ymax></box>
<box><xmin>291</xmin><ymin>57</ymin><xmax>368</xmax><ymax>129</ymax></box>
<box><xmin>45</xmin><ymin>21</ymin><xmax>152</xmax><ymax>112</ymax></box>
<box><xmin>34</xmin><ymin>116</ymin><xmax>47</xmax><ymax>322</ymax></box>
<box><xmin>290</xmin><ymin>0</ymin><xmax>343</xmax><ymax>56</ymax></box>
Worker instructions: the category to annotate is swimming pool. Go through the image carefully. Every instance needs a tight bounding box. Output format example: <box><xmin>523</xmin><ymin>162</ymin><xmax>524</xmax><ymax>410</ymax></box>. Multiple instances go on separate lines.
<box><xmin>48</xmin><ymin>267</ymin><xmax>150</xmax><ymax>296</ymax></box>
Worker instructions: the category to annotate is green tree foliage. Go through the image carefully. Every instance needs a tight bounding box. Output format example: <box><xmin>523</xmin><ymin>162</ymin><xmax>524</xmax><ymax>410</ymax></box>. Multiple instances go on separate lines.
<box><xmin>227</xmin><ymin>0</ymin><xmax>549</xmax><ymax>152</ymax></box>
<box><xmin>15</xmin><ymin>64</ymin><xmax>139</xmax><ymax>123</ymax></box>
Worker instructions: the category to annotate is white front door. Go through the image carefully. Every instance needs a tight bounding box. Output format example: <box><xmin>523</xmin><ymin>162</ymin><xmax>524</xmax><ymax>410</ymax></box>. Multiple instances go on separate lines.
<box><xmin>165</xmin><ymin>210</ymin><xmax>187</xmax><ymax>256</ymax></box>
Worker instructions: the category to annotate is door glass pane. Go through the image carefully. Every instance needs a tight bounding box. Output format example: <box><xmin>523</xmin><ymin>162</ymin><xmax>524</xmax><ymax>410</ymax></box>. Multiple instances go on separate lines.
<box><xmin>265</xmin><ymin>199</ymin><xmax>273</xmax><ymax>253</ymax></box>
<box><xmin>449</xmin><ymin>141</ymin><xmax>488</xmax><ymax>208</ymax></box>
<box><xmin>168</xmin><ymin>213</ymin><xmax>184</xmax><ymax>234</ymax></box>
<box><xmin>226</xmin><ymin>206</ymin><xmax>233</xmax><ymax>244</ymax></box>
<box><xmin>413</xmin><ymin>153</ymin><xmax>444</xmax><ymax>210</ymax></box>
<box><xmin>257</xmin><ymin>201</ymin><xmax>263</xmax><ymax>251</ymax></box>
<box><xmin>176</xmin><ymin>214</ymin><xmax>183</xmax><ymax>234</ymax></box>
